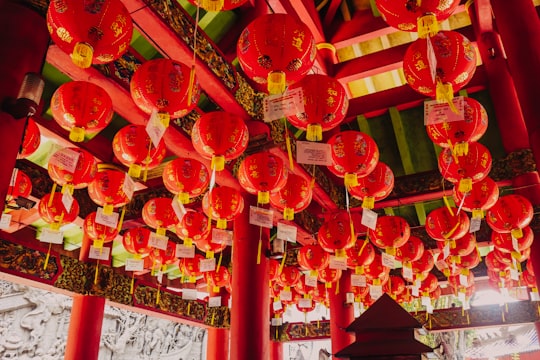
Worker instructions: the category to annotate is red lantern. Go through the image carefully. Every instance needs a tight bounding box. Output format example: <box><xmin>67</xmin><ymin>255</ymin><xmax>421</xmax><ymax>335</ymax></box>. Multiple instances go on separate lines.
<box><xmin>493</xmin><ymin>247</ymin><xmax>531</xmax><ymax>265</ymax></box>
<box><xmin>297</xmin><ymin>245</ymin><xmax>330</xmax><ymax>272</ymax></box>
<box><xmin>186</xmin><ymin>0</ymin><xmax>248</xmax><ymax>11</ymax></box>
<box><xmin>368</xmin><ymin>215</ymin><xmax>410</xmax><ymax>251</ymax></box>
<box><xmin>375</xmin><ymin>0</ymin><xmax>460</xmax><ymax>36</ymax></box>
<box><xmin>521</xmin><ymin>269</ymin><xmax>537</xmax><ymax>288</ymax></box>
<box><xmin>191</xmin><ymin>111</ymin><xmax>249</xmax><ymax>171</ymax></box>
<box><xmin>383</xmin><ymin>275</ymin><xmax>406</xmax><ymax>296</ymax></box>
<box><xmin>349</xmin><ymin>162</ymin><xmax>394</xmax><ymax>209</ymax></box>
<box><xmin>346</xmin><ymin>240</ymin><xmax>376</xmax><ymax>269</ymax></box>
<box><xmin>112</xmin><ymin>125</ymin><xmax>167</xmax><ymax>178</ymax></box>
<box><xmin>363</xmin><ymin>254</ymin><xmax>389</xmax><ymax>281</ymax></box>
<box><xmin>395</xmin><ymin>235</ymin><xmax>424</xmax><ymax>264</ymax></box>
<box><xmin>7</xmin><ymin>169</ymin><xmax>32</xmax><ymax>202</ymax></box>
<box><xmin>425</xmin><ymin>206</ymin><xmax>470</xmax><ymax>241</ymax></box>
<box><xmin>277</xmin><ymin>266</ymin><xmax>301</xmax><ymax>287</ymax></box>
<box><xmin>486</xmin><ymin>194</ymin><xmax>534</xmax><ymax>238</ymax></box>
<box><xmin>296</xmin><ymin>297</ymin><xmax>317</xmax><ymax>314</ymax></box>
<box><xmin>202</xmin><ymin>186</ymin><xmax>244</xmax><ymax>229</ymax></box>
<box><xmin>19</xmin><ymin>118</ymin><xmax>40</xmax><ymax>158</ymax></box>
<box><xmin>46</xmin><ymin>0</ymin><xmax>133</xmax><ymax>68</ymax></box>
<box><xmin>317</xmin><ymin>267</ymin><xmax>342</xmax><ymax>286</ymax></box>
<box><xmin>130</xmin><ymin>58</ymin><xmax>200</xmax><ymax>122</ymax></box>
<box><xmin>238</xmin><ymin>152</ymin><xmax>288</xmax><ymax>204</ymax></box>
<box><xmin>419</xmin><ymin>273</ymin><xmax>439</xmax><ymax>294</ymax></box>
<box><xmin>237</xmin><ymin>14</ymin><xmax>316</xmax><ymax>94</ymax></box>
<box><xmin>403</xmin><ymin>31</ymin><xmax>477</xmax><ymax>100</ymax></box>
<box><xmin>318</xmin><ymin>212</ymin><xmax>355</xmax><ymax>255</ymax></box>
<box><xmin>269</xmin><ymin>173</ymin><xmax>312</xmax><ymax>221</ymax></box>
<box><xmin>180</xmin><ymin>254</ymin><xmax>205</xmax><ymax>278</ymax></box>
<box><xmin>50</xmin><ymin>81</ymin><xmax>113</xmax><ymax>142</ymax></box>
<box><xmin>149</xmin><ymin>241</ymin><xmax>177</xmax><ymax>268</ymax></box>
<box><xmin>162</xmin><ymin>158</ymin><xmax>209</xmax><ymax>204</ymax></box>
<box><xmin>426</xmin><ymin>97</ymin><xmax>488</xmax><ymax>153</ymax></box>
<box><xmin>122</xmin><ymin>227</ymin><xmax>152</xmax><ymax>256</ymax></box>
<box><xmin>485</xmin><ymin>250</ymin><xmax>510</xmax><ymax>273</ymax></box>
<box><xmin>327</xmin><ymin>131</ymin><xmax>379</xmax><ymax>187</ymax></box>
<box><xmin>83</xmin><ymin>211</ymin><xmax>118</xmax><ymax>243</ymax></box>
<box><xmin>455</xmin><ymin>248</ymin><xmax>481</xmax><ymax>270</ymax></box>
<box><xmin>492</xmin><ymin>226</ymin><xmax>534</xmax><ymax>254</ymax></box>
<box><xmin>438</xmin><ymin>142</ymin><xmax>492</xmax><ymax>193</ymax></box>
<box><xmin>436</xmin><ymin>233</ymin><xmax>476</xmax><ymax>257</ymax></box>
<box><xmin>452</xmin><ymin>176</ymin><xmax>499</xmax><ymax>215</ymax></box>
<box><xmin>38</xmin><ymin>192</ymin><xmax>80</xmax><ymax>229</ymax></box>
<box><xmin>287</xmin><ymin>74</ymin><xmax>349</xmax><ymax>141</ymax></box>
<box><xmin>448</xmin><ymin>272</ymin><xmax>475</xmax><ymax>291</ymax></box>
<box><xmin>205</xmin><ymin>266</ymin><xmax>231</xmax><ymax>289</ymax></box>
<box><xmin>269</xmin><ymin>259</ymin><xmax>281</xmax><ymax>282</ymax></box>
<box><xmin>175</xmin><ymin>210</ymin><xmax>210</xmax><ymax>244</ymax></box>
<box><xmin>194</xmin><ymin>230</ymin><xmax>228</xmax><ymax>255</ymax></box>
<box><xmin>48</xmin><ymin>147</ymin><xmax>97</xmax><ymax>193</ymax></box>
<box><xmin>87</xmin><ymin>168</ymin><xmax>131</xmax><ymax>214</ymax></box>
<box><xmin>142</xmin><ymin>198</ymin><xmax>179</xmax><ymax>236</ymax></box>
<box><xmin>409</xmin><ymin>251</ymin><xmax>435</xmax><ymax>277</ymax></box>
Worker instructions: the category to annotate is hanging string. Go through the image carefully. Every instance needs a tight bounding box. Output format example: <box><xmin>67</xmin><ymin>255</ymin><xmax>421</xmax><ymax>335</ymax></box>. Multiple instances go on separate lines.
<box><xmin>43</xmin><ymin>242</ymin><xmax>52</xmax><ymax>270</ymax></box>
<box><xmin>94</xmin><ymin>260</ymin><xmax>100</xmax><ymax>285</ymax></box>
<box><xmin>187</xmin><ymin>3</ymin><xmax>201</xmax><ymax>105</ymax></box>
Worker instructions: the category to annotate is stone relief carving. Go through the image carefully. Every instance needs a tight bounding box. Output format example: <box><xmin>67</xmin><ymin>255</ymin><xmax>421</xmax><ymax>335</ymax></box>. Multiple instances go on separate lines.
<box><xmin>0</xmin><ymin>279</ymin><xmax>206</xmax><ymax>360</ymax></box>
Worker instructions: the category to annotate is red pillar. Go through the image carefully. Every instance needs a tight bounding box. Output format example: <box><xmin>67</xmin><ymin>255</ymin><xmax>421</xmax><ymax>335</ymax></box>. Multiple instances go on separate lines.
<box><xmin>230</xmin><ymin>194</ymin><xmax>270</xmax><ymax>360</ymax></box>
<box><xmin>0</xmin><ymin>1</ymin><xmax>49</xmax><ymax>202</ymax></box>
<box><xmin>328</xmin><ymin>270</ymin><xmax>355</xmax><ymax>354</ymax></box>
<box><xmin>206</xmin><ymin>290</ymin><xmax>230</xmax><ymax>360</ymax></box>
<box><xmin>64</xmin><ymin>234</ymin><xmax>106</xmax><ymax>360</ymax></box>
<box><xmin>270</xmin><ymin>340</ymin><xmax>283</xmax><ymax>360</ymax></box>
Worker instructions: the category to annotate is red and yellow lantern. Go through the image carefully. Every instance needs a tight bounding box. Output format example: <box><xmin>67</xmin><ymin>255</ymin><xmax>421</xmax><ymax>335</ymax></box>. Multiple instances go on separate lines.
<box><xmin>425</xmin><ymin>206</ymin><xmax>470</xmax><ymax>241</ymax></box>
<box><xmin>486</xmin><ymin>194</ymin><xmax>534</xmax><ymax>238</ymax></box>
<box><xmin>238</xmin><ymin>152</ymin><xmax>288</xmax><ymax>204</ymax></box>
<box><xmin>349</xmin><ymin>162</ymin><xmax>394</xmax><ymax>209</ymax></box>
<box><xmin>202</xmin><ymin>186</ymin><xmax>244</xmax><ymax>229</ymax></box>
<box><xmin>452</xmin><ymin>176</ymin><xmax>499</xmax><ymax>216</ymax></box>
<box><xmin>48</xmin><ymin>147</ymin><xmax>97</xmax><ymax>193</ymax></box>
<box><xmin>19</xmin><ymin>118</ymin><xmax>41</xmax><ymax>158</ymax></box>
<box><xmin>38</xmin><ymin>192</ymin><xmax>80</xmax><ymax>230</ymax></box>
<box><xmin>142</xmin><ymin>197</ymin><xmax>179</xmax><ymax>236</ymax></box>
<box><xmin>269</xmin><ymin>173</ymin><xmax>312</xmax><ymax>220</ymax></box>
<box><xmin>87</xmin><ymin>167</ymin><xmax>131</xmax><ymax>214</ymax></box>
<box><xmin>297</xmin><ymin>244</ymin><xmax>330</xmax><ymax>272</ymax></box>
<box><xmin>83</xmin><ymin>211</ymin><xmax>118</xmax><ymax>244</ymax></box>
<box><xmin>175</xmin><ymin>210</ymin><xmax>210</xmax><ymax>245</ymax></box>
<box><xmin>368</xmin><ymin>215</ymin><xmax>411</xmax><ymax>253</ymax></box>
<box><xmin>162</xmin><ymin>158</ymin><xmax>209</xmax><ymax>204</ymax></box>
<box><xmin>122</xmin><ymin>227</ymin><xmax>152</xmax><ymax>256</ymax></box>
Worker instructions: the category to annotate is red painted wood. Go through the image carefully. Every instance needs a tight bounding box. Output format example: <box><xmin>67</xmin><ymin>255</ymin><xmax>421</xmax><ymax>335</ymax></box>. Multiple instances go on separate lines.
<box><xmin>328</xmin><ymin>270</ymin><xmax>355</xmax><ymax>354</ymax></box>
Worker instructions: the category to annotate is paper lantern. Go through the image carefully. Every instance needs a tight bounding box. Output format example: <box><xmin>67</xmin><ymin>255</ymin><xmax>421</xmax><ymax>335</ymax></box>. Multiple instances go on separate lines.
<box><xmin>130</xmin><ymin>58</ymin><xmax>200</xmax><ymax>123</ymax></box>
<box><xmin>162</xmin><ymin>157</ymin><xmax>209</xmax><ymax>204</ymax></box>
<box><xmin>493</xmin><ymin>247</ymin><xmax>531</xmax><ymax>266</ymax></box>
<box><xmin>237</xmin><ymin>13</ymin><xmax>316</xmax><ymax>94</ymax></box>
<box><xmin>175</xmin><ymin>210</ymin><xmax>210</xmax><ymax>244</ymax></box>
<box><xmin>419</xmin><ymin>273</ymin><xmax>439</xmax><ymax>294</ymax></box>
<box><xmin>122</xmin><ymin>227</ymin><xmax>152</xmax><ymax>256</ymax></box>
<box><xmin>205</xmin><ymin>266</ymin><xmax>231</xmax><ymax>290</ymax></box>
<box><xmin>492</xmin><ymin>226</ymin><xmax>534</xmax><ymax>253</ymax></box>
<box><xmin>426</xmin><ymin>97</ymin><xmax>488</xmax><ymax>153</ymax></box>
<box><xmin>238</xmin><ymin>152</ymin><xmax>288</xmax><ymax>204</ymax></box>
<box><xmin>83</xmin><ymin>211</ymin><xmax>118</xmax><ymax>243</ymax></box>
<box><xmin>486</xmin><ymin>194</ymin><xmax>534</xmax><ymax>238</ymax></box>
<box><xmin>452</xmin><ymin>176</ymin><xmax>499</xmax><ymax>215</ymax></box>
<box><xmin>7</xmin><ymin>169</ymin><xmax>32</xmax><ymax>202</ymax></box>
<box><xmin>142</xmin><ymin>197</ymin><xmax>179</xmax><ymax>236</ymax></box>
<box><xmin>485</xmin><ymin>250</ymin><xmax>510</xmax><ymax>273</ymax></box>
<box><xmin>395</xmin><ymin>235</ymin><xmax>424</xmax><ymax>264</ymax></box>
<box><xmin>318</xmin><ymin>212</ymin><xmax>356</xmax><ymax>255</ymax></box>
<box><xmin>38</xmin><ymin>192</ymin><xmax>80</xmax><ymax>229</ymax></box>
<box><xmin>149</xmin><ymin>240</ymin><xmax>177</xmax><ymax>267</ymax></box>
<box><xmin>46</xmin><ymin>0</ymin><xmax>133</xmax><ymax>68</ymax></box>
<box><xmin>51</xmin><ymin>81</ymin><xmax>113</xmax><ymax>142</ymax></box>
<box><xmin>48</xmin><ymin>147</ymin><xmax>97</xmax><ymax>193</ymax></box>
<box><xmin>436</xmin><ymin>232</ymin><xmax>476</xmax><ymax>257</ymax></box>
<box><xmin>268</xmin><ymin>259</ymin><xmax>281</xmax><ymax>282</ymax></box>
<box><xmin>112</xmin><ymin>124</ymin><xmax>167</xmax><ymax>178</ymax></box>
<box><xmin>186</xmin><ymin>0</ymin><xmax>248</xmax><ymax>11</ymax></box>
<box><xmin>87</xmin><ymin>168</ymin><xmax>131</xmax><ymax>214</ymax></box>
<box><xmin>269</xmin><ymin>173</ymin><xmax>312</xmax><ymax>220</ymax></box>
<box><xmin>287</xmin><ymin>74</ymin><xmax>349</xmax><ymax>141</ymax></box>
<box><xmin>297</xmin><ymin>244</ymin><xmax>330</xmax><ymax>272</ymax></box>
<box><xmin>368</xmin><ymin>215</ymin><xmax>411</xmax><ymax>252</ymax></box>
<box><xmin>194</xmin><ymin>229</ymin><xmax>228</xmax><ymax>255</ymax></box>
<box><xmin>383</xmin><ymin>275</ymin><xmax>406</xmax><ymax>297</ymax></box>
<box><xmin>438</xmin><ymin>142</ymin><xmax>492</xmax><ymax>193</ymax></box>
<box><xmin>180</xmin><ymin>254</ymin><xmax>205</xmax><ymax>278</ymax></box>
<box><xmin>277</xmin><ymin>266</ymin><xmax>301</xmax><ymax>287</ymax></box>
<box><xmin>521</xmin><ymin>269</ymin><xmax>537</xmax><ymax>288</ymax></box>
<box><xmin>409</xmin><ymin>251</ymin><xmax>435</xmax><ymax>277</ymax></box>
<box><xmin>349</xmin><ymin>162</ymin><xmax>394</xmax><ymax>209</ymax></box>
<box><xmin>317</xmin><ymin>267</ymin><xmax>342</xmax><ymax>286</ymax></box>
<box><xmin>363</xmin><ymin>254</ymin><xmax>389</xmax><ymax>282</ymax></box>
<box><xmin>202</xmin><ymin>186</ymin><xmax>244</xmax><ymax>229</ymax></box>
<box><xmin>346</xmin><ymin>240</ymin><xmax>376</xmax><ymax>269</ymax></box>
<box><xmin>327</xmin><ymin>131</ymin><xmax>379</xmax><ymax>187</ymax></box>
<box><xmin>425</xmin><ymin>206</ymin><xmax>470</xmax><ymax>241</ymax></box>
<box><xmin>191</xmin><ymin>111</ymin><xmax>249</xmax><ymax>171</ymax></box>
<box><xmin>403</xmin><ymin>31</ymin><xmax>477</xmax><ymax>101</ymax></box>
<box><xmin>19</xmin><ymin>118</ymin><xmax>40</xmax><ymax>158</ymax></box>
<box><xmin>375</xmin><ymin>0</ymin><xmax>460</xmax><ymax>37</ymax></box>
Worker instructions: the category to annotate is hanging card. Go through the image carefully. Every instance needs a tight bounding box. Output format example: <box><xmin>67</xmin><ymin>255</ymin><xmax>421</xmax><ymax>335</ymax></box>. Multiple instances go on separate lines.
<box><xmin>125</xmin><ymin>258</ymin><xmax>145</xmax><ymax>272</ymax></box>
<box><xmin>361</xmin><ymin>208</ymin><xmax>378</xmax><ymax>230</ymax></box>
<box><xmin>263</xmin><ymin>87</ymin><xmax>304</xmax><ymax>122</ymax></box>
<box><xmin>48</xmin><ymin>148</ymin><xmax>80</xmax><ymax>173</ymax></box>
<box><xmin>182</xmin><ymin>289</ymin><xmax>198</xmax><ymax>300</ymax></box>
<box><xmin>149</xmin><ymin>232</ymin><xmax>168</xmax><ymax>250</ymax></box>
<box><xmin>424</xmin><ymin>97</ymin><xmax>465</xmax><ymax>125</ymax></box>
<box><xmin>39</xmin><ymin>228</ymin><xmax>64</xmax><ymax>244</ymax></box>
<box><xmin>277</xmin><ymin>222</ymin><xmax>297</xmax><ymax>243</ymax></box>
<box><xmin>62</xmin><ymin>190</ymin><xmax>74</xmax><ymax>213</ymax></box>
<box><xmin>89</xmin><ymin>245</ymin><xmax>110</xmax><ymax>261</ymax></box>
<box><xmin>146</xmin><ymin>109</ymin><xmax>167</xmax><ymax>147</ymax></box>
<box><xmin>176</xmin><ymin>244</ymin><xmax>195</xmax><ymax>258</ymax></box>
<box><xmin>0</xmin><ymin>213</ymin><xmax>11</xmax><ymax>230</ymax></box>
<box><xmin>96</xmin><ymin>207</ymin><xmax>119</xmax><ymax>228</ymax></box>
<box><xmin>200</xmin><ymin>257</ymin><xmax>216</xmax><ymax>272</ymax></box>
<box><xmin>208</xmin><ymin>296</ymin><xmax>222</xmax><ymax>308</ymax></box>
<box><xmin>212</xmin><ymin>228</ymin><xmax>233</xmax><ymax>246</ymax></box>
<box><xmin>249</xmin><ymin>206</ymin><xmax>273</xmax><ymax>228</ymax></box>
<box><xmin>296</xmin><ymin>141</ymin><xmax>332</xmax><ymax>166</ymax></box>
<box><xmin>351</xmin><ymin>274</ymin><xmax>367</xmax><ymax>287</ymax></box>
<box><xmin>298</xmin><ymin>298</ymin><xmax>312</xmax><ymax>309</ymax></box>
<box><xmin>329</xmin><ymin>255</ymin><xmax>347</xmax><ymax>270</ymax></box>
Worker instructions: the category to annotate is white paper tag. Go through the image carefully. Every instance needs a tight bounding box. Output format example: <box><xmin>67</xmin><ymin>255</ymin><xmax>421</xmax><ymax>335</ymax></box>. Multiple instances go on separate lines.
<box><xmin>125</xmin><ymin>258</ymin><xmax>145</xmax><ymax>271</ymax></box>
<box><xmin>176</xmin><ymin>244</ymin><xmax>195</xmax><ymax>258</ymax></box>
<box><xmin>280</xmin><ymin>290</ymin><xmax>292</xmax><ymax>302</ymax></box>
<box><xmin>149</xmin><ymin>232</ymin><xmax>168</xmax><ymax>250</ymax></box>
<box><xmin>123</xmin><ymin>173</ymin><xmax>135</xmax><ymax>200</ymax></box>
<box><xmin>421</xmin><ymin>296</ymin><xmax>431</xmax><ymax>307</ymax></box>
<box><xmin>469</xmin><ymin>217</ymin><xmax>482</xmax><ymax>233</ymax></box>
<box><xmin>39</xmin><ymin>227</ymin><xmax>64</xmax><ymax>244</ymax></box>
<box><xmin>346</xmin><ymin>292</ymin><xmax>355</xmax><ymax>304</ymax></box>
<box><xmin>329</xmin><ymin>255</ymin><xmax>347</xmax><ymax>270</ymax></box>
<box><xmin>426</xmin><ymin>35</ymin><xmax>437</xmax><ymax>84</ymax></box>
<box><xmin>443</xmin><ymin>243</ymin><xmax>450</xmax><ymax>260</ymax></box>
<box><xmin>61</xmin><ymin>190</ymin><xmax>74</xmax><ymax>213</ymax></box>
<box><xmin>370</xmin><ymin>284</ymin><xmax>383</xmax><ymax>300</ymax></box>
<box><xmin>402</xmin><ymin>265</ymin><xmax>413</xmax><ymax>281</ymax></box>
<box><xmin>510</xmin><ymin>268</ymin><xmax>519</xmax><ymax>281</ymax></box>
<box><xmin>271</xmin><ymin>317</ymin><xmax>283</xmax><ymax>326</ymax></box>
<box><xmin>511</xmin><ymin>235</ymin><xmax>520</xmax><ymax>252</ymax></box>
<box><xmin>89</xmin><ymin>245</ymin><xmax>110</xmax><ymax>260</ymax></box>
<box><xmin>212</xmin><ymin>228</ymin><xmax>233</xmax><ymax>246</ymax></box>
<box><xmin>277</xmin><ymin>222</ymin><xmax>297</xmax><ymax>243</ymax></box>
<box><xmin>351</xmin><ymin>274</ymin><xmax>367</xmax><ymax>287</ymax></box>
<box><xmin>298</xmin><ymin>298</ymin><xmax>312</xmax><ymax>309</ymax></box>
<box><xmin>9</xmin><ymin>168</ymin><xmax>18</xmax><ymax>187</ymax></box>
<box><xmin>171</xmin><ymin>196</ymin><xmax>187</xmax><ymax>220</ymax></box>
<box><xmin>156</xmin><ymin>271</ymin><xmax>163</xmax><ymax>284</ymax></box>
<box><xmin>146</xmin><ymin>109</ymin><xmax>167</xmax><ymax>148</ymax></box>
<box><xmin>200</xmin><ymin>258</ymin><xmax>216</xmax><ymax>273</ymax></box>
<box><xmin>458</xmin><ymin>290</ymin><xmax>466</xmax><ymax>302</ymax></box>
<box><xmin>463</xmin><ymin>300</ymin><xmax>471</xmax><ymax>310</ymax></box>
<box><xmin>459</xmin><ymin>273</ymin><xmax>469</xmax><ymax>287</ymax></box>
<box><xmin>263</xmin><ymin>87</ymin><xmax>304</xmax><ymax>121</ymax></box>
<box><xmin>531</xmin><ymin>291</ymin><xmax>540</xmax><ymax>301</ymax></box>
<box><xmin>182</xmin><ymin>289</ymin><xmax>198</xmax><ymax>300</ymax></box>
<box><xmin>273</xmin><ymin>301</ymin><xmax>283</xmax><ymax>312</ymax></box>
<box><xmin>381</xmin><ymin>252</ymin><xmax>396</xmax><ymax>269</ymax></box>
<box><xmin>412</xmin><ymin>285</ymin><xmax>419</xmax><ymax>297</ymax></box>
<box><xmin>95</xmin><ymin>207</ymin><xmax>119</xmax><ymax>229</ymax></box>
<box><xmin>361</xmin><ymin>208</ymin><xmax>378</xmax><ymax>230</ymax></box>
<box><xmin>208</xmin><ymin>296</ymin><xmax>222</xmax><ymax>308</ymax></box>
<box><xmin>305</xmin><ymin>275</ymin><xmax>318</xmax><ymax>287</ymax></box>
<box><xmin>49</xmin><ymin>148</ymin><xmax>80</xmax><ymax>173</ymax></box>
<box><xmin>426</xmin><ymin>303</ymin><xmax>434</xmax><ymax>314</ymax></box>
<box><xmin>0</xmin><ymin>213</ymin><xmax>12</xmax><ymax>230</ymax></box>
<box><xmin>272</xmin><ymin>238</ymin><xmax>284</xmax><ymax>253</ymax></box>
<box><xmin>424</xmin><ymin>97</ymin><xmax>465</xmax><ymax>125</ymax></box>
<box><xmin>249</xmin><ymin>206</ymin><xmax>274</xmax><ymax>228</ymax></box>
<box><xmin>296</xmin><ymin>141</ymin><xmax>332</xmax><ymax>166</ymax></box>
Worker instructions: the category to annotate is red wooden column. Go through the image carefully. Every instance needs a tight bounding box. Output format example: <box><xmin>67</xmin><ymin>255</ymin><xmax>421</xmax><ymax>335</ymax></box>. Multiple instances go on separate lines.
<box><xmin>270</xmin><ymin>340</ymin><xmax>283</xmax><ymax>360</ymax></box>
<box><xmin>328</xmin><ymin>269</ymin><xmax>355</xmax><ymax>355</ymax></box>
<box><xmin>230</xmin><ymin>194</ymin><xmax>270</xmax><ymax>360</ymax></box>
<box><xmin>64</xmin><ymin>234</ymin><xmax>106</xmax><ymax>360</ymax></box>
<box><xmin>0</xmin><ymin>1</ymin><xmax>49</xmax><ymax>202</ymax></box>
<box><xmin>206</xmin><ymin>290</ymin><xmax>230</xmax><ymax>360</ymax></box>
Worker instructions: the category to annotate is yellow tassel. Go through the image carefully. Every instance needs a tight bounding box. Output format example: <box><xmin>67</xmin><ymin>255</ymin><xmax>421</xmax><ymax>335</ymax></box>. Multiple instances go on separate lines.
<box><xmin>306</xmin><ymin>124</ymin><xmax>323</xmax><ymax>142</ymax></box>
<box><xmin>216</xmin><ymin>251</ymin><xmax>223</xmax><ymax>272</ymax></box>
<box><xmin>453</xmin><ymin>142</ymin><xmax>469</xmax><ymax>157</ymax></box>
<box><xmin>257</xmin><ymin>238</ymin><xmax>262</xmax><ymax>265</ymax></box>
<box><xmin>71</xmin><ymin>42</ymin><xmax>93</xmax><ymax>69</ymax></box>
<box><xmin>211</xmin><ymin>155</ymin><xmax>225</xmax><ymax>171</ymax></box>
<box><xmin>283</xmin><ymin>207</ymin><xmax>294</xmax><ymax>221</ymax></box>
<box><xmin>258</xmin><ymin>191</ymin><xmax>270</xmax><ymax>204</ymax></box>
<box><xmin>217</xmin><ymin>218</ymin><xmax>227</xmax><ymax>229</ymax></box>
<box><xmin>188</xmin><ymin>65</ymin><xmax>196</xmax><ymax>106</ymax></box>
<box><xmin>283</xmin><ymin>119</ymin><xmax>294</xmax><ymax>170</ymax></box>
<box><xmin>69</xmin><ymin>126</ymin><xmax>86</xmax><ymax>142</ymax></box>
<box><xmin>511</xmin><ymin>228</ymin><xmax>523</xmax><ymax>239</ymax></box>
<box><xmin>48</xmin><ymin>183</ymin><xmax>57</xmax><ymax>207</ymax></box>
<box><xmin>130</xmin><ymin>273</ymin><xmax>135</xmax><ymax>294</ymax></box>
<box><xmin>211</xmin><ymin>311</ymin><xmax>215</xmax><ymax>325</ymax></box>
<box><xmin>187</xmin><ymin>302</ymin><xmax>191</xmax><ymax>315</ymax></box>
<box><xmin>362</xmin><ymin>196</ymin><xmax>375</xmax><ymax>209</ymax></box>
<box><xmin>458</xmin><ymin>178</ymin><xmax>473</xmax><ymax>193</ymax></box>
<box><xmin>179</xmin><ymin>192</ymin><xmax>190</xmax><ymax>204</ymax></box>
<box><xmin>103</xmin><ymin>204</ymin><xmax>114</xmax><ymax>216</ymax></box>
<box><xmin>335</xmin><ymin>280</ymin><xmax>340</xmax><ymax>295</ymax></box>
<box><xmin>443</xmin><ymin>219</ymin><xmax>461</xmax><ymax>240</ymax></box>
<box><xmin>128</xmin><ymin>164</ymin><xmax>142</xmax><ymax>178</ymax></box>
<box><xmin>472</xmin><ymin>209</ymin><xmax>484</xmax><ymax>219</ymax></box>
<box><xmin>443</xmin><ymin>196</ymin><xmax>455</xmax><ymax>216</ymax></box>
<box><xmin>358</xmin><ymin>239</ymin><xmax>368</xmax><ymax>257</ymax></box>
<box><xmin>279</xmin><ymin>248</ymin><xmax>287</xmax><ymax>274</ymax></box>
<box><xmin>436</xmin><ymin>82</ymin><xmax>459</xmax><ymax>113</ymax></box>
<box><xmin>344</xmin><ymin>173</ymin><xmax>358</xmax><ymax>188</ymax></box>
<box><xmin>201</xmin><ymin>0</ymin><xmax>224</xmax><ymax>11</ymax></box>
<box><xmin>267</xmin><ymin>71</ymin><xmax>286</xmax><ymax>95</ymax></box>
<box><xmin>417</xmin><ymin>13</ymin><xmax>439</xmax><ymax>39</ymax></box>
<box><xmin>156</xmin><ymin>285</ymin><xmax>161</xmax><ymax>306</ymax></box>
<box><xmin>43</xmin><ymin>242</ymin><xmax>52</xmax><ymax>270</ymax></box>
<box><xmin>94</xmin><ymin>260</ymin><xmax>99</xmax><ymax>285</ymax></box>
